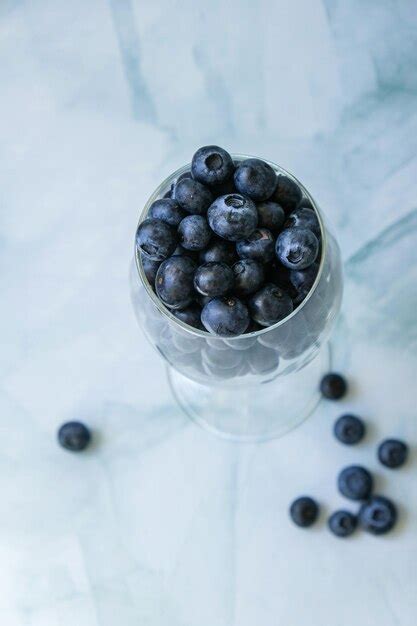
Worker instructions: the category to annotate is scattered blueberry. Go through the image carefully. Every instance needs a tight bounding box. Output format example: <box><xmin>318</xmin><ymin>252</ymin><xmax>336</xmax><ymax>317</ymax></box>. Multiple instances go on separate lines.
<box><xmin>359</xmin><ymin>496</ymin><xmax>397</xmax><ymax>535</ymax></box>
<box><xmin>136</xmin><ymin>218</ymin><xmax>178</xmax><ymax>261</ymax></box>
<box><xmin>199</xmin><ymin>238</ymin><xmax>237</xmax><ymax>265</ymax></box>
<box><xmin>155</xmin><ymin>255</ymin><xmax>197</xmax><ymax>309</ymax></box>
<box><xmin>272</xmin><ymin>175</ymin><xmax>302</xmax><ymax>213</ymax></box>
<box><xmin>208</xmin><ymin>194</ymin><xmax>258</xmax><ymax>242</ymax></box>
<box><xmin>58</xmin><ymin>421</ymin><xmax>91</xmax><ymax>452</ymax></box>
<box><xmin>140</xmin><ymin>253</ymin><xmax>160</xmax><ymax>288</ymax></box>
<box><xmin>320</xmin><ymin>373</ymin><xmax>348</xmax><ymax>400</ymax></box>
<box><xmin>289</xmin><ymin>496</ymin><xmax>319</xmax><ymax>528</ymax></box>
<box><xmin>285</xmin><ymin>207</ymin><xmax>321</xmax><ymax>239</ymax></box>
<box><xmin>148</xmin><ymin>198</ymin><xmax>186</xmax><ymax>227</ymax></box>
<box><xmin>232</xmin><ymin>259</ymin><xmax>264</xmax><ymax>296</ymax></box>
<box><xmin>248</xmin><ymin>283</ymin><xmax>293</xmax><ymax>327</ymax></box>
<box><xmin>334</xmin><ymin>414</ymin><xmax>365</xmax><ymax>445</ymax></box>
<box><xmin>194</xmin><ymin>262</ymin><xmax>234</xmax><ymax>297</ymax></box>
<box><xmin>178</xmin><ymin>215</ymin><xmax>212</xmax><ymax>251</ymax></box>
<box><xmin>201</xmin><ymin>296</ymin><xmax>250</xmax><ymax>336</ymax></box>
<box><xmin>338</xmin><ymin>465</ymin><xmax>373</xmax><ymax>501</ymax></box>
<box><xmin>173</xmin><ymin>304</ymin><xmax>204</xmax><ymax>330</ymax></box>
<box><xmin>173</xmin><ymin>177</ymin><xmax>213</xmax><ymax>214</ymax></box>
<box><xmin>191</xmin><ymin>145</ymin><xmax>234</xmax><ymax>187</ymax></box>
<box><xmin>378</xmin><ymin>439</ymin><xmax>408</xmax><ymax>469</ymax></box>
<box><xmin>275</xmin><ymin>227</ymin><xmax>319</xmax><ymax>270</ymax></box>
<box><xmin>234</xmin><ymin>158</ymin><xmax>277</xmax><ymax>201</ymax></box>
<box><xmin>256</xmin><ymin>200</ymin><xmax>285</xmax><ymax>231</ymax></box>
<box><xmin>236</xmin><ymin>228</ymin><xmax>275</xmax><ymax>263</ymax></box>
<box><xmin>328</xmin><ymin>510</ymin><xmax>357</xmax><ymax>538</ymax></box>
<box><xmin>289</xmin><ymin>263</ymin><xmax>319</xmax><ymax>304</ymax></box>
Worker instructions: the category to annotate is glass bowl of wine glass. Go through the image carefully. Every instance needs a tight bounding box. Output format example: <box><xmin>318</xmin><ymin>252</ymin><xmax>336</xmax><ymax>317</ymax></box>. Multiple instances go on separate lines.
<box><xmin>130</xmin><ymin>154</ymin><xmax>343</xmax><ymax>442</ymax></box>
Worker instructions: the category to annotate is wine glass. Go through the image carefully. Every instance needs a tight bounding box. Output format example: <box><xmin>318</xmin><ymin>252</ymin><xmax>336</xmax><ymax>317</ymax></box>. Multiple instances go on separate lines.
<box><xmin>130</xmin><ymin>155</ymin><xmax>343</xmax><ymax>441</ymax></box>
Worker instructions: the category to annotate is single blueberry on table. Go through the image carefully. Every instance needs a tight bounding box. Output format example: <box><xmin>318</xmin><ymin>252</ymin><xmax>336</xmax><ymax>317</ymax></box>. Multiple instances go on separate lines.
<box><xmin>148</xmin><ymin>198</ymin><xmax>186</xmax><ymax>227</ymax></box>
<box><xmin>275</xmin><ymin>227</ymin><xmax>319</xmax><ymax>270</ymax></box>
<box><xmin>248</xmin><ymin>283</ymin><xmax>293</xmax><ymax>327</ymax></box>
<box><xmin>234</xmin><ymin>158</ymin><xmax>277</xmax><ymax>201</ymax></box>
<box><xmin>194</xmin><ymin>262</ymin><xmax>234</xmax><ymax>297</ymax></box>
<box><xmin>201</xmin><ymin>296</ymin><xmax>250</xmax><ymax>336</ymax></box>
<box><xmin>191</xmin><ymin>145</ymin><xmax>234</xmax><ymax>187</ymax></box>
<box><xmin>272</xmin><ymin>175</ymin><xmax>302</xmax><ymax>213</ymax></box>
<box><xmin>289</xmin><ymin>496</ymin><xmax>319</xmax><ymax>528</ymax></box>
<box><xmin>338</xmin><ymin>465</ymin><xmax>373</xmax><ymax>501</ymax></box>
<box><xmin>285</xmin><ymin>207</ymin><xmax>321</xmax><ymax>239</ymax></box>
<box><xmin>359</xmin><ymin>495</ymin><xmax>397</xmax><ymax>535</ymax></box>
<box><xmin>256</xmin><ymin>200</ymin><xmax>286</xmax><ymax>231</ymax></box>
<box><xmin>377</xmin><ymin>439</ymin><xmax>408</xmax><ymax>469</ymax></box>
<box><xmin>178</xmin><ymin>215</ymin><xmax>212</xmax><ymax>251</ymax></box>
<box><xmin>58</xmin><ymin>421</ymin><xmax>91</xmax><ymax>452</ymax></box>
<box><xmin>236</xmin><ymin>228</ymin><xmax>275</xmax><ymax>263</ymax></box>
<box><xmin>334</xmin><ymin>414</ymin><xmax>365</xmax><ymax>445</ymax></box>
<box><xmin>232</xmin><ymin>259</ymin><xmax>264</xmax><ymax>296</ymax></box>
<box><xmin>199</xmin><ymin>238</ymin><xmax>237</xmax><ymax>266</ymax></box>
<box><xmin>136</xmin><ymin>218</ymin><xmax>178</xmax><ymax>261</ymax></box>
<box><xmin>173</xmin><ymin>304</ymin><xmax>204</xmax><ymax>330</ymax></box>
<box><xmin>328</xmin><ymin>510</ymin><xmax>357</xmax><ymax>538</ymax></box>
<box><xmin>208</xmin><ymin>194</ymin><xmax>258</xmax><ymax>242</ymax></box>
<box><xmin>320</xmin><ymin>372</ymin><xmax>348</xmax><ymax>400</ymax></box>
<box><xmin>155</xmin><ymin>255</ymin><xmax>197</xmax><ymax>309</ymax></box>
<box><xmin>289</xmin><ymin>263</ymin><xmax>319</xmax><ymax>304</ymax></box>
<box><xmin>173</xmin><ymin>177</ymin><xmax>213</xmax><ymax>215</ymax></box>
<box><xmin>140</xmin><ymin>253</ymin><xmax>161</xmax><ymax>288</ymax></box>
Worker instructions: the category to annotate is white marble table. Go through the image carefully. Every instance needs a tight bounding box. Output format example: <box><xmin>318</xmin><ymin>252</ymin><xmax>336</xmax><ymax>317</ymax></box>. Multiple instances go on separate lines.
<box><xmin>1</xmin><ymin>1</ymin><xmax>416</xmax><ymax>624</ymax></box>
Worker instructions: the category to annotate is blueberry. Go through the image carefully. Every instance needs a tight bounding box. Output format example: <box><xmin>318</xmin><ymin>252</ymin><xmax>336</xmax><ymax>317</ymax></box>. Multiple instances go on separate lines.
<box><xmin>173</xmin><ymin>177</ymin><xmax>213</xmax><ymax>215</ymax></box>
<box><xmin>58</xmin><ymin>421</ymin><xmax>91</xmax><ymax>452</ymax></box>
<box><xmin>178</xmin><ymin>215</ymin><xmax>212</xmax><ymax>251</ymax></box>
<box><xmin>320</xmin><ymin>373</ymin><xmax>347</xmax><ymax>400</ymax></box>
<box><xmin>172</xmin><ymin>244</ymin><xmax>200</xmax><ymax>262</ymax></box>
<box><xmin>248</xmin><ymin>283</ymin><xmax>293</xmax><ymax>327</ymax></box>
<box><xmin>148</xmin><ymin>198</ymin><xmax>186</xmax><ymax>227</ymax></box>
<box><xmin>234</xmin><ymin>158</ymin><xmax>276</xmax><ymax>202</ymax></box>
<box><xmin>289</xmin><ymin>263</ymin><xmax>319</xmax><ymax>304</ymax></box>
<box><xmin>197</xmin><ymin>293</ymin><xmax>214</xmax><ymax>308</ymax></box>
<box><xmin>359</xmin><ymin>495</ymin><xmax>397</xmax><ymax>535</ymax></box>
<box><xmin>285</xmin><ymin>207</ymin><xmax>321</xmax><ymax>239</ymax></box>
<box><xmin>257</xmin><ymin>200</ymin><xmax>285</xmax><ymax>231</ymax></box>
<box><xmin>199</xmin><ymin>238</ymin><xmax>237</xmax><ymax>265</ymax></box>
<box><xmin>248</xmin><ymin>342</ymin><xmax>279</xmax><ymax>374</ymax></box>
<box><xmin>140</xmin><ymin>253</ymin><xmax>161</xmax><ymax>288</ymax></box>
<box><xmin>136</xmin><ymin>218</ymin><xmax>178</xmax><ymax>261</ymax></box>
<box><xmin>338</xmin><ymin>465</ymin><xmax>373</xmax><ymax>501</ymax></box>
<box><xmin>155</xmin><ymin>255</ymin><xmax>197</xmax><ymax>309</ymax></box>
<box><xmin>208</xmin><ymin>194</ymin><xmax>258</xmax><ymax>242</ymax></box>
<box><xmin>377</xmin><ymin>439</ymin><xmax>408</xmax><ymax>469</ymax></box>
<box><xmin>173</xmin><ymin>304</ymin><xmax>204</xmax><ymax>330</ymax></box>
<box><xmin>191</xmin><ymin>145</ymin><xmax>234</xmax><ymax>187</ymax></box>
<box><xmin>201</xmin><ymin>296</ymin><xmax>250</xmax><ymax>336</ymax></box>
<box><xmin>289</xmin><ymin>496</ymin><xmax>319</xmax><ymax>528</ymax></box>
<box><xmin>272</xmin><ymin>175</ymin><xmax>302</xmax><ymax>213</ymax></box>
<box><xmin>334</xmin><ymin>414</ymin><xmax>365</xmax><ymax>445</ymax></box>
<box><xmin>275</xmin><ymin>227</ymin><xmax>319</xmax><ymax>270</ymax></box>
<box><xmin>266</xmin><ymin>262</ymin><xmax>296</xmax><ymax>296</ymax></box>
<box><xmin>232</xmin><ymin>259</ymin><xmax>264</xmax><ymax>296</ymax></box>
<box><xmin>236</xmin><ymin>228</ymin><xmax>275</xmax><ymax>263</ymax></box>
<box><xmin>328</xmin><ymin>510</ymin><xmax>357</xmax><ymax>538</ymax></box>
<box><xmin>194</xmin><ymin>262</ymin><xmax>234</xmax><ymax>297</ymax></box>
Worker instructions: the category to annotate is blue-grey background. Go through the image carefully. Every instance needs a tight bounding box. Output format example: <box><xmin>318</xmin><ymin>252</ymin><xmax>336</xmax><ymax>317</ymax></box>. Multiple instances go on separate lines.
<box><xmin>0</xmin><ymin>1</ymin><xmax>416</xmax><ymax>624</ymax></box>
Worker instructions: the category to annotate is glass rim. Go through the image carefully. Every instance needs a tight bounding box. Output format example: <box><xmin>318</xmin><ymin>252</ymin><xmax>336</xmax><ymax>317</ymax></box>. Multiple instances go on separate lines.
<box><xmin>134</xmin><ymin>153</ymin><xmax>328</xmax><ymax>341</ymax></box>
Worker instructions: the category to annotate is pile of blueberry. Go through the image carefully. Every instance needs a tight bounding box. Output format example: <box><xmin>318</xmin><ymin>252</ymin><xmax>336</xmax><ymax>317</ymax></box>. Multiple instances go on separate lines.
<box><xmin>290</xmin><ymin>373</ymin><xmax>409</xmax><ymax>537</ymax></box>
<box><xmin>136</xmin><ymin>146</ymin><xmax>321</xmax><ymax>337</ymax></box>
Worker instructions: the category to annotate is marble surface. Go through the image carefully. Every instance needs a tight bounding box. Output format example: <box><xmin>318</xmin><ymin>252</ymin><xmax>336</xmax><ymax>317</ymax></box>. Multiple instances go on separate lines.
<box><xmin>1</xmin><ymin>1</ymin><xmax>417</xmax><ymax>624</ymax></box>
